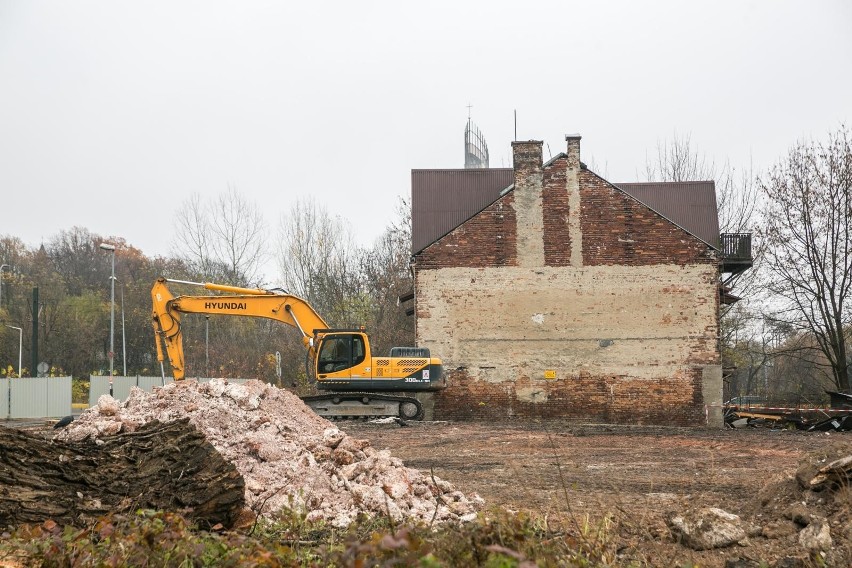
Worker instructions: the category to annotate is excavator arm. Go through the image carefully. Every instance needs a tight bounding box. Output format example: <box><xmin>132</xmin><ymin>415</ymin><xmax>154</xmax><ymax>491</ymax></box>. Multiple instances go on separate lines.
<box><xmin>151</xmin><ymin>277</ymin><xmax>329</xmax><ymax>380</ymax></box>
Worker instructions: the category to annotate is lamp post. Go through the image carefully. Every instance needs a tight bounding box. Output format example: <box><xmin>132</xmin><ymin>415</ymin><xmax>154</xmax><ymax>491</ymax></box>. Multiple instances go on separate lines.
<box><xmin>99</xmin><ymin>243</ymin><xmax>116</xmax><ymax>396</ymax></box>
<box><xmin>5</xmin><ymin>325</ymin><xmax>22</xmax><ymax>378</ymax></box>
<box><xmin>120</xmin><ymin>287</ymin><xmax>127</xmax><ymax>377</ymax></box>
<box><xmin>0</xmin><ymin>264</ymin><xmax>9</xmax><ymax>308</ymax></box>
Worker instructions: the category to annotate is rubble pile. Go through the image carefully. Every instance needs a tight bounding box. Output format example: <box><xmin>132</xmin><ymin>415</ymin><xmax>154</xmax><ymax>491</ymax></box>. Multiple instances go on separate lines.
<box><xmin>664</xmin><ymin>443</ymin><xmax>852</xmax><ymax>564</ymax></box>
<box><xmin>747</xmin><ymin>442</ymin><xmax>852</xmax><ymax>562</ymax></box>
<box><xmin>58</xmin><ymin>379</ymin><xmax>483</xmax><ymax>527</ymax></box>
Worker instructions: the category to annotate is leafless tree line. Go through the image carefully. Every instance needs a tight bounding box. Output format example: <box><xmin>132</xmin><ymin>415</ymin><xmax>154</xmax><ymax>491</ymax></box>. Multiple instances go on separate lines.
<box><xmin>645</xmin><ymin>126</ymin><xmax>852</xmax><ymax>400</ymax></box>
<box><xmin>0</xmin><ymin>193</ymin><xmax>413</xmax><ymax>386</ymax></box>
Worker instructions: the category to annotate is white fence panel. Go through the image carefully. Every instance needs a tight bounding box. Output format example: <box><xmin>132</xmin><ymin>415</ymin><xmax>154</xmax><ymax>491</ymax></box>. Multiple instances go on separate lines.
<box><xmin>7</xmin><ymin>376</ymin><xmax>72</xmax><ymax>418</ymax></box>
<box><xmin>47</xmin><ymin>376</ymin><xmax>72</xmax><ymax>417</ymax></box>
<box><xmin>0</xmin><ymin>379</ymin><xmax>8</xmax><ymax>417</ymax></box>
<box><xmin>138</xmin><ymin>375</ymin><xmax>173</xmax><ymax>391</ymax></box>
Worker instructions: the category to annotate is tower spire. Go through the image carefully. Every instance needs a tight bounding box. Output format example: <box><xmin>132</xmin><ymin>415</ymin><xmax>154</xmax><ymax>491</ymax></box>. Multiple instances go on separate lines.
<box><xmin>464</xmin><ymin>106</ymin><xmax>489</xmax><ymax>169</ymax></box>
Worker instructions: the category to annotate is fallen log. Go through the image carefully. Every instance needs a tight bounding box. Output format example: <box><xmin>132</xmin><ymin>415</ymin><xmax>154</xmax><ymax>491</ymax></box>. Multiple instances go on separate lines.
<box><xmin>0</xmin><ymin>418</ymin><xmax>245</xmax><ymax>529</ymax></box>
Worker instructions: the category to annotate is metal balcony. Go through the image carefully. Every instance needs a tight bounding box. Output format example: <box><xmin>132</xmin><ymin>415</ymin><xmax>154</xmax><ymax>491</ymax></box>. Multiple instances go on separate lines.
<box><xmin>720</xmin><ymin>233</ymin><xmax>753</xmax><ymax>275</ymax></box>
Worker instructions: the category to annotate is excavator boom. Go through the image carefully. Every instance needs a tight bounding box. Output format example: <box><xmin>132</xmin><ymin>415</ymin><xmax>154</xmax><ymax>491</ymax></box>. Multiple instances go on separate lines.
<box><xmin>152</xmin><ymin>277</ymin><xmax>326</xmax><ymax>379</ymax></box>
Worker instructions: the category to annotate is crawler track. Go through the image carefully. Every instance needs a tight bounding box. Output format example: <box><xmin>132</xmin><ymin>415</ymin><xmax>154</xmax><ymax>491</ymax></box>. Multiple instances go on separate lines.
<box><xmin>301</xmin><ymin>393</ymin><xmax>423</xmax><ymax>420</ymax></box>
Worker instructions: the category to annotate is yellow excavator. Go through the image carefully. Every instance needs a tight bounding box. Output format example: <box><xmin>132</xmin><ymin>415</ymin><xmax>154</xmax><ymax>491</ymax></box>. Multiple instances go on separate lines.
<box><xmin>151</xmin><ymin>277</ymin><xmax>445</xmax><ymax>420</ymax></box>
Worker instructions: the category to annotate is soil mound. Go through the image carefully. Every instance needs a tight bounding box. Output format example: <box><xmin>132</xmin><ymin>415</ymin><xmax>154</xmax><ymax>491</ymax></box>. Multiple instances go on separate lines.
<box><xmin>58</xmin><ymin>379</ymin><xmax>482</xmax><ymax>527</ymax></box>
<box><xmin>752</xmin><ymin>442</ymin><xmax>852</xmax><ymax>563</ymax></box>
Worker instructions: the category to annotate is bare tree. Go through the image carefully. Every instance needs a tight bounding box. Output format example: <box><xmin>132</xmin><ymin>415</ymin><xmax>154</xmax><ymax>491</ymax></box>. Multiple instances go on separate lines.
<box><xmin>276</xmin><ymin>198</ymin><xmax>363</xmax><ymax>327</ymax></box>
<box><xmin>759</xmin><ymin>125</ymin><xmax>852</xmax><ymax>392</ymax></box>
<box><xmin>173</xmin><ymin>194</ymin><xmax>214</xmax><ymax>276</ymax></box>
<box><xmin>644</xmin><ymin>132</ymin><xmax>716</xmax><ymax>184</ymax></box>
<box><xmin>359</xmin><ymin>198</ymin><xmax>415</xmax><ymax>355</ymax></box>
<box><xmin>172</xmin><ymin>186</ymin><xmax>267</xmax><ymax>285</ymax></box>
<box><xmin>644</xmin><ymin>133</ymin><xmax>768</xmax><ymax>395</ymax></box>
<box><xmin>209</xmin><ymin>187</ymin><xmax>266</xmax><ymax>285</ymax></box>
<box><xmin>643</xmin><ymin>131</ymin><xmax>759</xmax><ymax>234</ymax></box>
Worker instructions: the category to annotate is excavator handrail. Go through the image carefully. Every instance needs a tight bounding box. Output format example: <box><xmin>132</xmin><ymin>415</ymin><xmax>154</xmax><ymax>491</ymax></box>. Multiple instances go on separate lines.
<box><xmin>161</xmin><ymin>277</ymin><xmax>283</xmax><ymax>296</ymax></box>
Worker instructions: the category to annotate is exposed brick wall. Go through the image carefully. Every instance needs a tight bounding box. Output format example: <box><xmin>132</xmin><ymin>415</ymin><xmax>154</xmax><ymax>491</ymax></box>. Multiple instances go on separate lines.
<box><xmin>542</xmin><ymin>155</ymin><xmax>572</xmax><ymax>266</ymax></box>
<box><xmin>433</xmin><ymin>368</ymin><xmax>706</xmax><ymax>425</ymax></box>
<box><xmin>416</xmin><ymin>193</ymin><xmax>517</xmax><ymax>270</ymax></box>
<box><xmin>580</xmin><ymin>170</ymin><xmax>715</xmax><ymax>267</ymax></box>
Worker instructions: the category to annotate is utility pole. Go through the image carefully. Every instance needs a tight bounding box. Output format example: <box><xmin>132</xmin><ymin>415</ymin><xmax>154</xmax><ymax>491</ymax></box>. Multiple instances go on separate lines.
<box><xmin>121</xmin><ymin>287</ymin><xmax>127</xmax><ymax>377</ymax></box>
<box><xmin>0</xmin><ymin>264</ymin><xmax>9</xmax><ymax>308</ymax></box>
<box><xmin>99</xmin><ymin>243</ymin><xmax>116</xmax><ymax>395</ymax></box>
<box><xmin>31</xmin><ymin>287</ymin><xmax>38</xmax><ymax>377</ymax></box>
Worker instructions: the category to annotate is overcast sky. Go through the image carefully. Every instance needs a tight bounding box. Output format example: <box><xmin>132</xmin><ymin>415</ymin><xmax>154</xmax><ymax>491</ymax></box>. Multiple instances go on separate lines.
<box><xmin>1</xmin><ymin>1</ymin><xmax>850</xmax><ymax>277</ymax></box>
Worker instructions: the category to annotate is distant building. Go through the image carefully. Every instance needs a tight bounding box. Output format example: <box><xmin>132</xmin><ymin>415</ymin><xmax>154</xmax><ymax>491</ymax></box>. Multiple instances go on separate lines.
<box><xmin>411</xmin><ymin>133</ymin><xmax>751</xmax><ymax>427</ymax></box>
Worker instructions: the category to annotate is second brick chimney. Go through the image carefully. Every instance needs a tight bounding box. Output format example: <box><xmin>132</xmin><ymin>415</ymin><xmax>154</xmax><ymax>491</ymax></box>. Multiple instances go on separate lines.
<box><xmin>565</xmin><ymin>134</ymin><xmax>583</xmax><ymax>267</ymax></box>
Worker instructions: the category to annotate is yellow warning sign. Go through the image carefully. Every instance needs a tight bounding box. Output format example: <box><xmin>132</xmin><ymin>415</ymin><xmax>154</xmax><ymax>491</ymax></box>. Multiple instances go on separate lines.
<box><xmin>544</xmin><ymin>370</ymin><xmax>556</xmax><ymax>380</ymax></box>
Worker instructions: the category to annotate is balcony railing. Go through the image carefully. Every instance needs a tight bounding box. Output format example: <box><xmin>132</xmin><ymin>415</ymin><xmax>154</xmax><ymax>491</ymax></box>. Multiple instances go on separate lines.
<box><xmin>720</xmin><ymin>233</ymin><xmax>753</xmax><ymax>274</ymax></box>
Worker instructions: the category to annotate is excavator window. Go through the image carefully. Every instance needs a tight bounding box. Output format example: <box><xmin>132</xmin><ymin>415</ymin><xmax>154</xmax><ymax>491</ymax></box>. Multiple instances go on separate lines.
<box><xmin>318</xmin><ymin>334</ymin><xmax>365</xmax><ymax>373</ymax></box>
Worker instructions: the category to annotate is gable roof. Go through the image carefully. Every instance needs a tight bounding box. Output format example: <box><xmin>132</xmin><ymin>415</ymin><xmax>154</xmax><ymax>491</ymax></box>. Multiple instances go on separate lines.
<box><xmin>411</xmin><ymin>168</ymin><xmax>513</xmax><ymax>254</ymax></box>
<box><xmin>615</xmin><ymin>181</ymin><xmax>719</xmax><ymax>248</ymax></box>
<box><xmin>411</xmin><ymin>169</ymin><xmax>720</xmax><ymax>255</ymax></box>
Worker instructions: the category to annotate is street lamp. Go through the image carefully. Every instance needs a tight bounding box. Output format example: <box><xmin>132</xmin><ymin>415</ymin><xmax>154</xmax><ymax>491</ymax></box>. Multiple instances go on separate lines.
<box><xmin>5</xmin><ymin>325</ymin><xmax>22</xmax><ymax>378</ymax></box>
<box><xmin>99</xmin><ymin>243</ymin><xmax>116</xmax><ymax>396</ymax></box>
<box><xmin>0</xmin><ymin>264</ymin><xmax>9</xmax><ymax>309</ymax></box>
<box><xmin>120</xmin><ymin>287</ymin><xmax>127</xmax><ymax>377</ymax></box>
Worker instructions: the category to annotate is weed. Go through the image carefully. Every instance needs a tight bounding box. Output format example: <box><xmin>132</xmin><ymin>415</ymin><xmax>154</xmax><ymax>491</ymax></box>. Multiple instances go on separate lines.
<box><xmin>0</xmin><ymin>507</ymin><xmax>627</xmax><ymax>567</ymax></box>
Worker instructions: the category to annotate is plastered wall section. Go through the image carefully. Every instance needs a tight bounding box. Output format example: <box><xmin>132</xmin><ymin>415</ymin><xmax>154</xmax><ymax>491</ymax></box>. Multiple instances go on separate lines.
<box><xmin>416</xmin><ymin>263</ymin><xmax>721</xmax><ymax>425</ymax></box>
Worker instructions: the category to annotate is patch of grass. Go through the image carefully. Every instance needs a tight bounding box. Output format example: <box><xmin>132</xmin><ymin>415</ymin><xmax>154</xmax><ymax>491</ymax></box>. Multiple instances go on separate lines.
<box><xmin>0</xmin><ymin>508</ymin><xmax>622</xmax><ymax>567</ymax></box>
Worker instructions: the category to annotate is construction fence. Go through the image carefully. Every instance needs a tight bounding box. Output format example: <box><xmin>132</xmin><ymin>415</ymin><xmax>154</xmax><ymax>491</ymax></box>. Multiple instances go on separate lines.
<box><xmin>0</xmin><ymin>376</ymin><xmax>255</xmax><ymax>419</ymax></box>
<box><xmin>1</xmin><ymin>376</ymin><xmax>73</xmax><ymax>419</ymax></box>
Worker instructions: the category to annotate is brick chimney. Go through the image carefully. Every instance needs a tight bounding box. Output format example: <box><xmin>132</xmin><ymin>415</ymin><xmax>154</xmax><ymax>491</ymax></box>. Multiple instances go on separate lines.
<box><xmin>512</xmin><ymin>141</ymin><xmax>544</xmax><ymax>267</ymax></box>
<box><xmin>565</xmin><ymin>134</ymin><xmax>582</xmax><ymax>267</ymax></box>
<box><xmin>565</xmin><ymin>134</ymin><xmax>581</xmax><ymax>170</ymax></box>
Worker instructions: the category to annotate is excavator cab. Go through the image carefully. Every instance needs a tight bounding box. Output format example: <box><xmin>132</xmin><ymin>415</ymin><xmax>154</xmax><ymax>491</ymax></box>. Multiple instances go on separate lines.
<box><xmin>315</xmin><ymin>332</ymin><xmax>366</xmax><ymax>375</ymax></box>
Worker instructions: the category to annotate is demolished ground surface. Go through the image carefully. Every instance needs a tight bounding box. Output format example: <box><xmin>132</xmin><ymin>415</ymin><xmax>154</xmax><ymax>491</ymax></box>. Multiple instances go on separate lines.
<box><xmin>344</xmin><ymin>421</ymin><xmax>852</xmax><ymax>567</ymax></box>
<box><xmin>57</xmin><ymin>379</ymin><xmax>482</xmax><ymax>527</ymax></box>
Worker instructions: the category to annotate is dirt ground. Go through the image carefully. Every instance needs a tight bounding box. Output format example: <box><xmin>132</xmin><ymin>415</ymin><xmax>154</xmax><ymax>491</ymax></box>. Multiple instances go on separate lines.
<box><xmin>343</xmin><ymin>420</ymin><xmax>852</xmax><ymax>567</ymax></box>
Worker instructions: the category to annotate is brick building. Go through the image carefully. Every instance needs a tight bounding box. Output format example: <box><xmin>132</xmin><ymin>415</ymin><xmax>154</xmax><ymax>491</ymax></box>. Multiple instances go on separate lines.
<box><xmin>410</xmin><ymin>135</ymin><xmax>746</xmax><ymax>427</ymax></box>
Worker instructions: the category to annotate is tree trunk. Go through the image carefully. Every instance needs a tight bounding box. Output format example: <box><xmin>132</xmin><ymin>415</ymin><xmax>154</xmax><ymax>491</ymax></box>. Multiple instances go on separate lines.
<box><xmin>0</xmin><ymin>418</ymin><xmax>245</xmax><ymax>529</ymax></box>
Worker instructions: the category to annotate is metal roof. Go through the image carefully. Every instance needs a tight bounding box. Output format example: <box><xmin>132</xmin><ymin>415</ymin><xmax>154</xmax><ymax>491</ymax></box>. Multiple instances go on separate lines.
<box><xmin>615</xmin><ymin>181</ymin><xmax>719</xmax><ymax>247</ymax></box>
<box><xmin>411</xmin><ymin>169</ymin><xmax>513</xmax><ymax>254</ymax></box>
<box><xmin>411</xmin><ymin>171</ymin><xmax>720</xmax><ymax>255</ymax></box>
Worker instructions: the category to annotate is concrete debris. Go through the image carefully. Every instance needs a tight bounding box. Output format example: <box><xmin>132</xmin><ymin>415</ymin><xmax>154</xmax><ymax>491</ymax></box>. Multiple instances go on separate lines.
<box><xmin>666</xmin><ymin>507</ymin><xmax>748</xmax><ymax>550</ymax></box>
<box><xmin>808</xmin><ymin>454</ymin><xmax>852</xmax><ymax>490</ymax></box>
<box><xmin>797</xmin><ymin>517</ymin><xmax>832</xmax><ymax>553</ymax></box>
<box><xmin>57</xmin><ymin>379</ymin><xmax>483</xmax><ymax>527</ymax></box>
